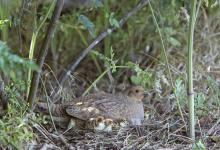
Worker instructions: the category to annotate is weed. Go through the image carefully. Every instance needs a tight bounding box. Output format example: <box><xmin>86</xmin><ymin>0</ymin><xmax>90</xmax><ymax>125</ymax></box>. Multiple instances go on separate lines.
<box><xmin>0</xmin><ymin>40</ymin><xmax>39</xmax><ymax>149</ymax></box>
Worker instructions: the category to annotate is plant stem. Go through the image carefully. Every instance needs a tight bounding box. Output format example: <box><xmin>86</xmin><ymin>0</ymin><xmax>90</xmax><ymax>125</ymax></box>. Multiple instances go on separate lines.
<box><xmin>0</xmin><ymin>5</ymin><xmax>8</xmax><ymax>42</ymax></box>
<box><xmin>28</xmin><ymin>0</ymin><xmax>64</xmax><ymax>109</ymax></box>
<box><xmin>26</xmin><ymin>0</ymin><xmax>56</xmax><ymax>98</ymax></box>
<box><xmin>187</xmin><ymin>0</ymin><xmax>197</xmax><ymax>141</ymax></box>
<box><xmin>82</xmin><ymin>65</ymin><xmax>129</xmax><ymax>96</ymax></box>
<box><xmin>148</xmin><ymin>0</ymin><xmax>187</xmax><ymax>131</ymax></box>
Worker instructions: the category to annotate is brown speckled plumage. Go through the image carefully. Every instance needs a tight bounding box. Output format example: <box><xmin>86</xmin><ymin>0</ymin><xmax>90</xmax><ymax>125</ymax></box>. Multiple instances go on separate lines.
<box><xmin>36</xmin><ymin>86</ymin><xmax>145</xmax><ymax>126</ymax></box>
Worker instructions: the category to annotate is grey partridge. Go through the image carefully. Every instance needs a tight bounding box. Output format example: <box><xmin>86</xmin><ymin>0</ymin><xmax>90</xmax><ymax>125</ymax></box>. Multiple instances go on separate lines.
<box><xmin>36</xmin><ymin>86</ymin><xmax>145</xmax><ymax>128</ymax></box>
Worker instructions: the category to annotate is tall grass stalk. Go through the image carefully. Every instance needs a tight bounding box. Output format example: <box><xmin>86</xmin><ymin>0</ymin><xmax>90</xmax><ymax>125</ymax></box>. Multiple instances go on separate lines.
<box><xmin>187</xmin><ymin>0</ymin><xmax>198</xmax><ymax>140</ymax></box>
<box><xmin>0</xmin><ymin>4</ymin><xmax>9</xmax><ymax>41</ymax></box>
<box><xmin>26</xmin><ymin>0</ymin><xmax>56</xmax><ymax>97</ymax></box>
<box><xmin>148</xmin><ymin>1</ymin><xmax>187</xmax><ymax>131</ymax></box>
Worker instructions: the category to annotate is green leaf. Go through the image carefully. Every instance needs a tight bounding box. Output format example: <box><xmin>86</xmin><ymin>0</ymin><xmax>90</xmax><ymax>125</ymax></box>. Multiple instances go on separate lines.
<box><xmin>91</xmin><ymin>0</ymin><xmax>103</xmax><ymax>8</ymax></box>
<box><xmin>131</xmin><ymin>75</ymin><xmax>142</xmax><ymax>85</ymax></box>
<box><xmin>168</xmin><ymin>37</ymin><xmax>181</xmax><ymax>47</ymax></box>
<box><xmin>127</xmin><ymin>62</ymin><xmax>153</xmax><ymax>88</ymax></box>
<box><xmin>174</xmin><ymin>78</ymin><xmax>186</xmax><ymax>107</ymax></box>
<box><xmin>192</xmin><ymin>140</ymin><xmax>206</xmax><ymax>150</ymax></box>
<box><xmin>91</xmin><ymin>47</ymin><xmax>118</xmax><ymax>73</ymax></box>
<box><xmin>0</xmin><ymin>19</ymin><xmax>10</xmax><ymax>29</ymax></box>
<box><xmin>24</xmin><ymin>61</ymin><xmax>39</xmax><ymax>71</ymax></box>
<box><xmin>0</xmin><ymin>41</ymin><xmax>39</xmax><ymax>80</ymax></box>
<box><xmin>109</xmin><ymin>13</ymin><xmax>120</xmax><ymax>28</ymax></box>
<box><xmin>78</xmin><ymin>15</ymin><xmax>96</xmax><ymax>38</ymax></box>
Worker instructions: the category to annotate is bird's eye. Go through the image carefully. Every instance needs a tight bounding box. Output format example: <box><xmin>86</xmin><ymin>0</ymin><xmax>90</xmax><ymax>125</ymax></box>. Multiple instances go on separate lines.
<box><xmin>135</xmin><ymin>89</ymin><xmax>139</xmax><ymax>93</ymax></box>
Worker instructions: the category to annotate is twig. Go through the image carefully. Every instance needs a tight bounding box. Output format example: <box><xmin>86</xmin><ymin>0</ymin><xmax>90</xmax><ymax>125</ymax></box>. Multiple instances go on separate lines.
<box><xmin>57</xmin><ymin>0</ymin><xmax>149</xmax><ymax>86</ymax></box>
<box><xmin>33</xmin><ymin>123</ymin><xmax>54</xmax><ymax>144</ymax></box>
<box><xmin>207</xmin><ymin>117</ymin><xmax>220</xmax><ymax>135</ymax></box>
<box><xmin>28</xmin><ymin>0</ymin><xmax>64</xmax><ymax>109</ymax></box>
<box><xmin>41</xmin><ymin>78</ymin><xmax>58</xmax><ymax>133</ymax></box>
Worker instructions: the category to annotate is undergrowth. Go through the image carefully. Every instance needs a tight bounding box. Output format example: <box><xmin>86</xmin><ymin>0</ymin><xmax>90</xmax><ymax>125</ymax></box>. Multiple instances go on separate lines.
<box><xmin>0</xmin><ymin>41</ymin><xmax>39</xmax><ymax>149</ymax></box>
<box><xmin>0</xmin><ymin>91</ymin><xmax>32</xmax><ymax>149</ymax></box>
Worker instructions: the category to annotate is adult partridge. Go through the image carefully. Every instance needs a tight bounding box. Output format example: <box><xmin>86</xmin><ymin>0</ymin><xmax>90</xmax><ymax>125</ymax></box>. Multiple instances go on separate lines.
<box><xmin>36</xmin><ymin>86</ymin><xmax>145</xmax><ymax>128</ymax></box>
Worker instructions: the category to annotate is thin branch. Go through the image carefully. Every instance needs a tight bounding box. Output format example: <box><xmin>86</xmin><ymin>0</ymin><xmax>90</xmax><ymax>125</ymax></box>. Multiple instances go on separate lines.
<box><xmin>28</xmin><ymin>0</ymin><xmax>64</xmax><ymax>109</ymax></box>
<box><xmin>57</xmin><ymin>0</ymin><xmax>149</xmax><ymax>86</ymax></box>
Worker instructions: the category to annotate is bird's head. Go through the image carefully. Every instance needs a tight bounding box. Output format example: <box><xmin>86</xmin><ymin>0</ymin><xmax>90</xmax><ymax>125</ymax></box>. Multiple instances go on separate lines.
<box><xmin>104</xmin><ymin>118</ymin><xmax>113</xmax><ymax>132</ymax></box>
<box><xmin>93</xmin><ymin>116</ymin><xmax>105</xmax><ymax>131</ymax></box>
<box><xmin>126</xmin><ymin>86</ymin><xmax>145</xmax><ymax>102</ymax></box>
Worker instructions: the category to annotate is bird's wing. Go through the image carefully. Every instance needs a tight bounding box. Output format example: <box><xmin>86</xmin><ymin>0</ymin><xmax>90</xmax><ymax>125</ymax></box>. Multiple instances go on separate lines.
<box><xmin>65</xmin><ymin>93</ymin><xmax>126</xmax><ymax>120</ymax></box>
<box><xmin>94</xmin><ymin>97</ymin><xmax>126</xmax><ymax>119</ymax></box>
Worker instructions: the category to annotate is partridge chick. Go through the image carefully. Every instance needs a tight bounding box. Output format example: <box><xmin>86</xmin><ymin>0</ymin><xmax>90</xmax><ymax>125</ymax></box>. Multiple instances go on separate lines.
<box><xmin>89</xmin><ymin>116</ymin><xmax>106</xmax><ymax>131</ymax></box>
<box><xmin>103</xmin><ymin>118</ymin><xmax>114</xmax><ymax>132</ymax></box>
